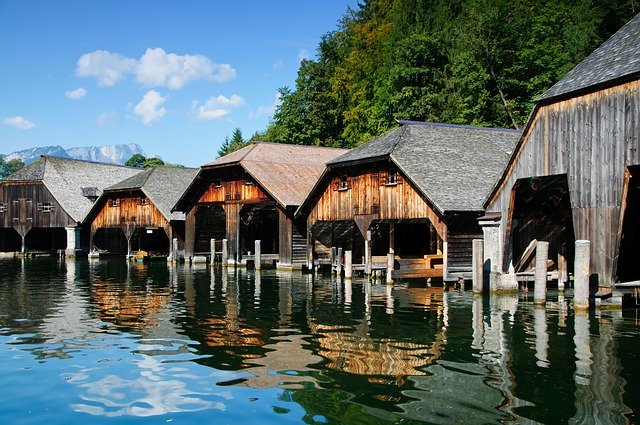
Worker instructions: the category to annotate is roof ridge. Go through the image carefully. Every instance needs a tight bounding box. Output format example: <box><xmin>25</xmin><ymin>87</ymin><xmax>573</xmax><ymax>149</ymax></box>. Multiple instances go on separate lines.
<box><xmin>41</xmin><ymin>154</ymin><xmax>141</xmax><ymax>169</ymax></box>
<box><xmin>396</xmin><ymin>119</ymin><xmax>520</xmax><ymax>132</ymax></box>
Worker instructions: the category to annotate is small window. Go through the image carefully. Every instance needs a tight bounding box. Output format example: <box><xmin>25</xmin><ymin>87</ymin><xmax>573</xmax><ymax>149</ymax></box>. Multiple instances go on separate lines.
<box><xmin>0</xmin><ymin>203</ymin><xmax>6</xmax><ymax>213</ymax></box>
<box><xmin>37</xmin><ymin>202</ymin><xmax>55</xmax><ymax>213</ymax></box>
<box><xmin>109</xmin><ymin>198</ymin><xmax>120</xmax><ymax>207</ymax></box>
<box><xmin>139</xmin><ymin>197</ymin><xmax>148</xmax><ymax>206</ymax></box>
<box><xmin>334</xmin><ymin>176</ymin><xmax>350</xmax><ymax>191</ymax></box>
<box><xmin>380</xmin><ymin>170</ymin><xmax>400</xmax><ymax>186</ymax></box>
<box><xmin>244</xmin><ymin>178</ymin><xmax>254</xmax><ymax>186</ymax></box>
<box><xmin>234</xmin><ymin>192</ymin><xmax>241</xmax><ymax>200</ymax></box>
<box><xmin>225</xmin><ymin>193</ymin><xmax>231</xmax><ymax>201</ymax></box>
<box><xmin>213</xmin><ymin>179</ymin><xmax>222</xmax><ymax>188</ymax></box>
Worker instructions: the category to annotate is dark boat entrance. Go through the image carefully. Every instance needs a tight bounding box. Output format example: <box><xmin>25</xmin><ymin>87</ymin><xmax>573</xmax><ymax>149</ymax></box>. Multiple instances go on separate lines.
<box><xmin>92</xmin><ymin>227</ymin><xmax>170</xmax><ymax>255</ymax></box>
<box><xmin>194</xmin><ymin>205</ymin><xmax>225</xmax><ymax>254</ymax></box>
<box><xmin>0</xmin><ymin>228</ymin><xmax>21</xmax><ymax>252</ymax></box>
<box><xmin>508</xmin><ymin>174</ymin><xmax>575</xmax><ymax>276</ymax></box>
<box><xmin>25</xmin><ymin>227</ymin><xmax>67</xmax><ymax>252</ymax></box>
<box><xmin>617</xmin><ymin>165</ymin><xmax>640</xmax><ymax>282</ymax></box>
<box><xmin>240</xmin><ymin>204</ymin><xmax>279</xmax><ymax>255</ymax></box>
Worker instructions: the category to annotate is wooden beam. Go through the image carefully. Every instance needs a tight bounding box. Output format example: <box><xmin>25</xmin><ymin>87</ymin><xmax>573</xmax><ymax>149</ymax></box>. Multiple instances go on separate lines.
<box><xmin>514</xmin><ymin>239</ymin><xmax>538</xmax><ymax>272</ymax></box>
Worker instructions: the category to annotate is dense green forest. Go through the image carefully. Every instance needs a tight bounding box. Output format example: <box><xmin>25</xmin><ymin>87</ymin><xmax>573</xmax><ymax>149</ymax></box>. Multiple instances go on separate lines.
<box><xmin>219</xmin><ymin>0</ymin><xmax>637</xmax><ymax>156</ymax></box>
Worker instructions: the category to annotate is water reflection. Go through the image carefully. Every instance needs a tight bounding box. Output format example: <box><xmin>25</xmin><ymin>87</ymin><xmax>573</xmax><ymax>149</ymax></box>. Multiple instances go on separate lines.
<box><xmin>0</xmin><ymin>258</ymin><xmax>638</xmax><ymax>424</ymax></box>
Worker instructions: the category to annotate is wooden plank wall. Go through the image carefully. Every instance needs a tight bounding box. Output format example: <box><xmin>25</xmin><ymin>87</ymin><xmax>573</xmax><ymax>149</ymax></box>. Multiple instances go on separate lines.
<box><xmin>487</xmin><ymin>80</ymin><xmax>640</xmax><ymax>285</ymax></box>
<box><xmin>308</xmin><ymin>164</ymin><xmax>446</xmax><ymax>240</ymax></box>
<box><xmin>0</xmin><ymin>182</ymin><xmax>74</xmax><ymax>237</ymax></box>
<box><xmin>199</xmin><ymin>179</ymin><xmax>270</xmax><ymax>203</ymax></box>
<box><xmin>90</xmin><ymin>192</ymin><xmax>170</xmax><ymax>234</ymax></box>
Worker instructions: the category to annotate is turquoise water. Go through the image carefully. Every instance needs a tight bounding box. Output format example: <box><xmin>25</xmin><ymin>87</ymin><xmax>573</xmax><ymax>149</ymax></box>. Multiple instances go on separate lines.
<box><xmin>0</xmin><ymin>257</ymin><xmax>638</xmax><ymax>424</ymax></box>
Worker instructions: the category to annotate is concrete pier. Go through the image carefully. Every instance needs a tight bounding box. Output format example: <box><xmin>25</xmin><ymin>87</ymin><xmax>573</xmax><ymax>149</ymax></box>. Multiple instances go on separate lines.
<box><xmin>344</xmin><ymin>250</ymin><xmax>353</xmax><ymax>279</ymax></box>
<box><xmin>222</xmin><ymin>239</ymin><xmax>229</xmax><ymax>267</ymax></box>
<box><xmin>255</xmin><ymin>240</ymin><xmax>261</xmax><ymax>271</ymax></box>
<box><xmin>534</xmin><ymin>241</ymin><xmax>549</xmax><ymax>305</ymax></box>
<box><xmin>472</xmin><ymin>239</ymin><xmax>483</xmax><ymax>294</ymax></box>
<box><xmin>574</xmin><ymin>240</ymin><xmax>590</xmax><ymax>310</ymax></box>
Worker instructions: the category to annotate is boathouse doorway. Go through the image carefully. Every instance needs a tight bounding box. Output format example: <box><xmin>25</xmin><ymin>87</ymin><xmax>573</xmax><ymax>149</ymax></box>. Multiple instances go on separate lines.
<box><xmin>130</xmin><ymin>227</ymin><xmax>170</xmax><ymax>255</ymax></box>
<box><xmin>194</xmin><ymin>204</ymin><xmax>225</xmax><ymax>254</ymax></box>
<box><xmin>310</xmin><ymin>220</ymin><xmax>365</xmax><ymax>263</ymax></box>
<box><xmin>24</xmin><ymin>227</ymin><xmax>67</xmax><ymax>252</ymax></box>
<box><xmin>508</xmin><ymin>174</ymin><xmax>575</xmax><ymax>276</ymax></box>
<box><xmin>92</xmin><ymin>228</ymin><xmax>128</xmax><ymax>254</ymax></box>
<box><xmin>239</xmin><ymin>204</ymin><xmax>279</xmax><ymax>255</ymax></box>
<box><xmin>0</xmin><ymin>228</ymin><xmax>21</xmax><ymax>252</ymax></box>
<box><xmin>616</xmin><ymin>165</ymin><xmax>640</xmax><ymax>282</ymax></box>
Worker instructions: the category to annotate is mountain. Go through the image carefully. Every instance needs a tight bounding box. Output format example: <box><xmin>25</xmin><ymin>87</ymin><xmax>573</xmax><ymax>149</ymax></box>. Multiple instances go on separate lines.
<box><xmin>5</xmin><ymin>146</ymin><xmax>71</xmax><ymax>164</ymax></box>
<box><xmin>4</xmin><ymin>143</ymin><xmax>146</xmax><ymax>165</ymax></box>
<box><xmin>66</xmin><ymin>143</ymin><xmax>145</xmax><ymax>164</ymax></box>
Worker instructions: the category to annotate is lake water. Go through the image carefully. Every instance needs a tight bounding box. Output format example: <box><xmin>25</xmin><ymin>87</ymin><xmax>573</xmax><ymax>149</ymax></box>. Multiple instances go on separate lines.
<box><xmin>0</xmin><ymin>257</ymin><xmax>638</xmax><ymax>424</ymax></box>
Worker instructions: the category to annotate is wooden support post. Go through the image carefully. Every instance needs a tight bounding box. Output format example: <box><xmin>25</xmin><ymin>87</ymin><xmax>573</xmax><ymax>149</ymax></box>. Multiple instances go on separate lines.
<box><xmin>344</xmin><ymin>250</ymin><xmax>353</xmax><ymax>279</ymax></box>
<box><xmin>472</xmin><ymin>239</ymin><xmax>484</xmax><ymax>294</ymax></box>
<box><xmin>222</xmin><ymin>238</ymin><xmax>229</xmax><ymax>268</ymax></box>
<box><xmin>330</xmin><ymin>247</ymin><xmax>337</xmax><ymax>274</ymax></box>
<box><xmin>21</xmin><ymin>235</ymin><xmax>26</xmax><ymax>254</ymax></box>
<box><xmin>389</xmin><ymin>222</ymin><xmax>395</xmax><ymax>255</ymax></box>
<box><xmin>336</xmin><ymin>247</ymin><xmax>343</xmax><ymax>276</ymax></box>
<box><xmin>558</xmin><ymin>243</ymin><xmax>567</xmax><ymax>290</ymax></box>
<box><xmin>307</xmin><ymin>228</ymin><xmax>314</xmax><ymax>272</ymax></box>
<box><xmin>210</xmin><ymin>239</ymin><xmax>216</xmax><ymax>265</ymax></box>
<box><xmin>255</xmin><ymin>239</ymin><xmax>261</xmax><ymax>271</ymax></box>
<box><xmin>429</xmin><ymin>222</ymin><xmax>437</xmax><ymax>254</ymax></box>
<box><xmin>574</xmin><ymin>240</ymin><xmax>590</xmax><ymax>310</ymax></box>
<box><xmin>172</xmin><ymin>238</ymin><xmax>178</xmax><ymax>263</ymax></box>
<box><xmin>365</xmin><ymin>230</ymin><xmax>372</xmax><ymax>275</ymax></box>
<box><xmin>534</xmin><ymin>241</ymin><xmax>549</xmax><ymax>305</ymax></box>
<box><xmin>386</xmin><ymin>253</ymin><xmax>393</xmax><ymax>284</ymax></box>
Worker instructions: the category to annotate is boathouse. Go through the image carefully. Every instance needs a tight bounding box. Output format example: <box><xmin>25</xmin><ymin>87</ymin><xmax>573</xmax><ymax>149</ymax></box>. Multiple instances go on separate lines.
<box><xmin>84</xmin><ymin>166</ymin><xmax>198</xmax><ymax>258</ymax></box>
<box><xmin>0</xmin><ymin>156</ymin><xmax>140</xmax><ymax>255</ymax></box>
<box><xmin>173</xmin><ymin>142</ymin><xmax>347</xmax><ymax>268</ymax></box>
<box><xmin>297</xmin><ymin>121</ymin><xmax>520</xmax><ymax>281</ymax></box>
<box><xmin>483</xmin><ymin>14</ymin><xmax>640</xmax><ymax>290</ymax></box>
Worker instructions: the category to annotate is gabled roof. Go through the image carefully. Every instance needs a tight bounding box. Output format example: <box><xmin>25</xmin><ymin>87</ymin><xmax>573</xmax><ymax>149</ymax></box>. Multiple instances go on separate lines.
<box><xmin>539</xmin><ymin>13</ymin><xmax>640</xmax><ymax>103</ymax></box>
<box><xmin>323</xmin><ymin>121</ymin><xmax>520</xmax><ymax>213</ymax></box>
<box><xmin>193</xmin><ymin>142</ymin><xmax>348</xmax><ymax>209</ymax></box>
<box><xmin>101</xmin><ymin>166</ymin><xmax>198</xmax><ymax>221</ymax></box>
<box><xmin>3</xmin><ymin>156</ymin><xmax>141</xmax><ymax>223</ymax></box>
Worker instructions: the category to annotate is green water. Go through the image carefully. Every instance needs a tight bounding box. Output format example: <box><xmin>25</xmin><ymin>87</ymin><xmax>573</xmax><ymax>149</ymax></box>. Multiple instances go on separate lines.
<box><xmin>0</xmin><ymin>257</ymin><xmax>638</xmax><ymax>424</ymax></box>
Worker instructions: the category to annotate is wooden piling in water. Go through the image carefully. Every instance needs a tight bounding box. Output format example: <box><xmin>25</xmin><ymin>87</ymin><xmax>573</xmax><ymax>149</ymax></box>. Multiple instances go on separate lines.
<box><xmin>336</xmin><ymin>247</ymin><xmax>343</xmax><ymax>276</ymax></box>
<box><xmin>558</xmin><ymin>243</ymin><xmax>567</xmax><ymax>290</ymax></box>
<box><xmin>222</xmin><ymin>239</ymin><xmax>229</xmax><ymax>268</ymax></box>
<box><xmin>534</xmin><ymin>241</ymin><xmax>549</xmax><ymax>305</ymax></box>
<box><xmin>255</xmin><ymin>239</ymin><xmax>261</xmax><ymax>270</ymax></box>
<box><xmin>344</xmin><ymin>250</ymin><xmax>353</xmax><ymax>279</ymax></box>
<box><xmin>574</xmin><ymin>240</ymin><xmax>590</xmax><ymax>310</ymax></box>
<box><xmin>472</xmin><ymin>239</ymin><xmax>483</xmax><ymax>294</ymax></box>
<box><xmin>210</xmin><ymin>239</ymin><xmax>216</xmax><ymax>265</ymax></box>
<box><xmin>386</xmin><ymin>253</ymin><xmax>393</xmax><ymax>284</ymax></box>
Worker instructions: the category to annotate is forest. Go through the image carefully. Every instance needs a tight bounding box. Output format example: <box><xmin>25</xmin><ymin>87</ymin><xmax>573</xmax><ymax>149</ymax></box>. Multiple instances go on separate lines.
<box><xmin>220</xmin><ymin>0</ymin><xmax>638</xmax><ymax>156</ymax></box>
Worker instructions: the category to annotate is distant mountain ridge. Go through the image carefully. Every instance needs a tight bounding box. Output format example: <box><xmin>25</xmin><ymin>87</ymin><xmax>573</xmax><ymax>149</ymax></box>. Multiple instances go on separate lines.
<box><xmin>4</xmin><ymin>143</ymin><xmax>146</xmax><ymax>165</ymax></box>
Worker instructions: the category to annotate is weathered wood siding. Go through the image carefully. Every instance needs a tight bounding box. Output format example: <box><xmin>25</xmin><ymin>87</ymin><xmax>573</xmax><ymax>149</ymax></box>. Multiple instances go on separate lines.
<box><xmin>90</xmin><ymin>192</ymin><xmax>170</xmax><ymax>233</ymax></box>
<box><xmin>487</xmin><ymin>80</ymin><xmax>640</xmax><ymax>285</ymax></box>
<box><xmin>309</xmin><ymin>165</ymin><xmax>446</xmax><ymax>239</ymax></box>
<box><xmin>0</xmin><ymin>182</ymin><xmax>74</xmax><ymax>236</ymax></box>
<box><xmin>198</xmin><ymin>180</ymin><xmax>270</xmax><ymax>204</ymax></box>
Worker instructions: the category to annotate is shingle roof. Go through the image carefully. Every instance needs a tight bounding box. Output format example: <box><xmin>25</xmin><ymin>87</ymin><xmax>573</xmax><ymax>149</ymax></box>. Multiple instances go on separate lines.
<box><xmin>202</xmin><ymin>142</ymin><xmax>348</xmax><ymax>208</ymax></box>
<box><xmin>4</xmin><ymin>156</ymin><xmax>141</xmax><ymax>222</ymax></box>
<box><xmin>329</xmin><ymin>121</ymin><xmax>520</xmax><ymax>213</ymax></box>
<box><xmin>103</xmin><ymin>166</ymin><xmax>198</xmax><ymax>220</ymax></box>
<box><xmin>539</xmin><ymin>13</ymin><xmax>640</xmax><ymax>102</ymax></box>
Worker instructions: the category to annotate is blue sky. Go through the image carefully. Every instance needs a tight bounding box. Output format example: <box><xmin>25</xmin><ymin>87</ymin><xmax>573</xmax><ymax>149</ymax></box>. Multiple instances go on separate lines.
<box><xmin>0</xmin><ymin>1</ymin><xmax>357</xmax><ymax>166</ymax></box>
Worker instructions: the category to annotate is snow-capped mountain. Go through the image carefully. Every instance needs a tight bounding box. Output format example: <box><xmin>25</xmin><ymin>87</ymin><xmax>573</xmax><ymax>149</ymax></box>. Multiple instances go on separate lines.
<box><xmin>4</xmin><ymin>143</ymin><xmax>146</xmax><ymax>165</ymax></box>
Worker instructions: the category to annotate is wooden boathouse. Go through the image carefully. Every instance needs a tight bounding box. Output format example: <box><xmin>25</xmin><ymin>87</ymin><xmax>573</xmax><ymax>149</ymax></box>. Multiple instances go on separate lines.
<box><xmin>84</xmin><ymin>166</ymin><xmax>198</xmax><ymax>259</ymax></box>
<box><xmin>297</xmin><ymin>121</ymin><xmax>520</xmax><ymax>281</ymax></box>
<box><xmin>483</xmin><ymin>13</ymin><xmax>640</xmax><ymax>291</ymax></box>
<box><xmin>173</xmin><ymin>142</ymin><xmax>347</xmax><ymax>268</ymax></box>
<box><xmin>0</xmin><ymin>156</ymin><xmax>140</xmax><ymax>256</ymax></box>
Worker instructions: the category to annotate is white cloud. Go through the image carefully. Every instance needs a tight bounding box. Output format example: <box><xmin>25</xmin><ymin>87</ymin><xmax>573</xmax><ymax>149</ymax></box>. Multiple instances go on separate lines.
<box><xmin>76</xmin><ymin>50</ymin><xmax>137</xmax><ymax>86</ymax></box>
<box><xmin>298</xmin><ymin>49</ymin><xmax>310</xmax><ymax>62</ymax></box>
<box><xmin>65</xmin><ymin>87</ymin><xmax>87</xmax><ymax>100</ymax></box>
<box><xmin>193</xmin><ymin>94</ymin><xmax>245</xmax><ymax>120</ymax></box>
<box><xmin>76</xmin><ymin>48</ymin><xmax>236</xmax><ymax>89</ymax></box>
<box><xmin>3</xmin><ymin>116</ymin><xmax>35</xmax><ymax>130</ymax></box>
<box><xmin>95</xmin><ymin>111</ymin><xmax>117</xmax><ymax>127</ymax></box>
<box><xmin>133</xmin><ymin>90</ymin><xmax>166</xmax><ymax>125</ymax></box>
<box><xmin>272</xmin><ymin>60</ymin><xmax>284</xmax><ymax>70</ymax></box>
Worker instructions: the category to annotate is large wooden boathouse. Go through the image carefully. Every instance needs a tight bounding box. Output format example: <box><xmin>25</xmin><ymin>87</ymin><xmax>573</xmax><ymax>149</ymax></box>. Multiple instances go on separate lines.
<box><xmin>298</xmin><ymin>121</ymin><xmax>520</xmax><ymax>281</ymax></box>
<box><xmin>0</xmin><ymin>156</ymin><xmax>140</xmax><ymax>255</ymax></box>
<box><xmin>483</xmin><ymin>13</ymin><xmax>640</xmax><ymax>291</ymax></box>
<box><xmin>84</xmin><ymin>166</ymin><xmax>198</xmax><ymax>258</ymax></box>
<box><xmin>173</xmin><ymin>142</ymin><xmax>347</xmax><ymax>268</ymax></box>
